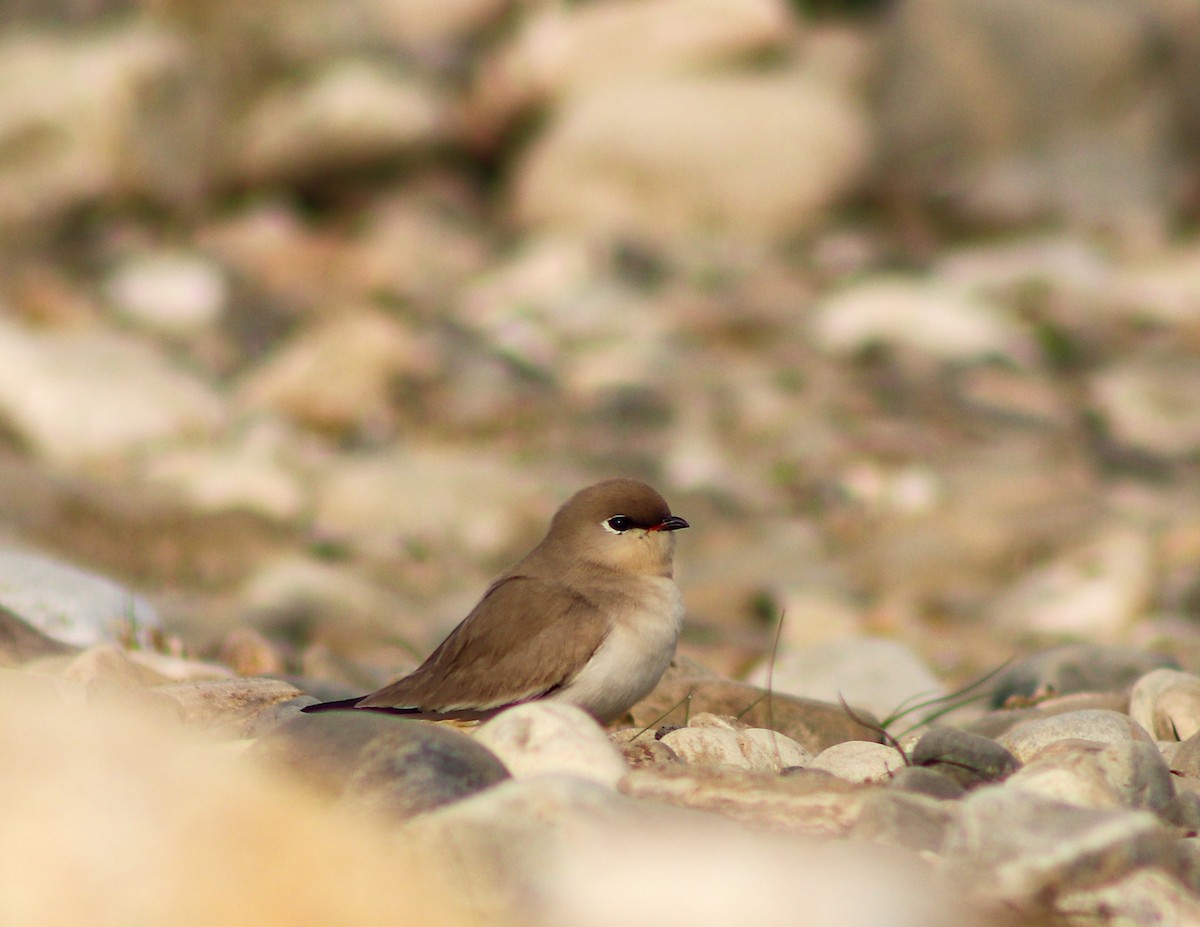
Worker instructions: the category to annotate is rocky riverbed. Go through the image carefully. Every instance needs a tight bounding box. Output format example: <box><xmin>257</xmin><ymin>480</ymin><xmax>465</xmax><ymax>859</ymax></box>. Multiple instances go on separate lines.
<box><xmin>4</xmin><ymin>0</ymin><xmax>1200</xmax><ymax>924</ymax></box>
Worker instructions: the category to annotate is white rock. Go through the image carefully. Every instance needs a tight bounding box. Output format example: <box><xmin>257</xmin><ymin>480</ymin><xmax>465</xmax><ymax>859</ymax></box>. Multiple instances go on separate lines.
<box><xmin>660</xmin><ymin>716</ymin><xmax>810</xmax><ymax>772</ymax></box>
<box><xmin>512</xmin><ymin>72</ymin><xmax>868</xmax><ymax>245</ymax></box>
<box><xmin>809</xmin><ymin>741</ymin><xmax>906</xmax><ymax>784</ymax></box>
<box><xmin>474</xmin><ymin>702</ymin><xmax>627</xmax><ymax>788</ymax></box>
<box><xmin>103</xmin><ymin>250</ymin><xmax>228</xmax><ymax>335</ymax></box>
<box><xmin>1129</xmin><ymin>668</ymin><xmax>1200</xmax><ymax>742</ymax></box>
<box><xmin>746</xmin><ymin>636</ymin><xmax>945</xmax><ymax>721</ymax></box>
<box><xmin>0</xmin><ymin>548</ymin><xmax>160</xmax><ymax>647</ymax></box>
<box><xmin>0</xmin><ymin>318</ymin><xmax>223</xmax><ymax>468</ymax></box>
<box><xmin>811</xmin><ymin>276</ymin><xmax>1033</xmax><ymax>365</ymax></box>
<box><xmin>999</xmin><ymin>710</ymin><xmax>1154</xmax><ymax>763</ymax></box>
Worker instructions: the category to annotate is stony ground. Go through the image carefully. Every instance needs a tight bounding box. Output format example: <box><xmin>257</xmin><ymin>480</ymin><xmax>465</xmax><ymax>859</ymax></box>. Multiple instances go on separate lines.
<box><xmin>4</xmin><ymin>0</ymin><xmax>1200</xmax><ymax>924</ymax></box>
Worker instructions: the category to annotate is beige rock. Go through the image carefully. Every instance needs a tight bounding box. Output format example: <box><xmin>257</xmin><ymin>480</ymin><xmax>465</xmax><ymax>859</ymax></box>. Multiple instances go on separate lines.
<box><xmin>511</xmin><ymin>72</ymin><xmax>868</xmax><ymax>245</ymax></box>
<box><xmin>809</xmin><ymin>741</ymin><xmax>907</xmax><ymax>784</ymax></box>
<box><xmin>154</xmin><ymin>677</ymin><xmax>304</xmax><ymax>737</ymax></box>
<box><xmin>1058</xmin><ymin>867</ymin><xmax>1200</xmax><ymax>927</ymax></box>
<box><xmin>811</xmin><ymin>276</ymin><xmax>1034</xmax><ymax>365</ymax></box>
<box><xmin>999</xmin><ymin>710</ymin><xmax>1154</xmax><ymax>763</ymax></box>
<box><xmin>1091</xmin><ymin>356</ymin><xmax>1200</xmax><ymax>459</ymax></box>
<box><xmin>0</xmin><ymin>319</ymin><xmax>224</xmax><ymax>470</ymax></box>
<box><xmin>660</xmin><ymin>714</ymin><xmax>810</xmax><ymax>771</ymax></box>
<box><xmin>234</xmin><ymin>60</ymin><xmax>447</xmax><ymax>184</ymax></box>
<box><xmin>1005</xmin><ymin>739</ymin><xmax>1175</xmax><ymax>814</ymax></box>
<box><xmin>237</xmin><ymin>307</ymin><xmax>431</xmax><ymax>436</ymax></box>
<box><xmin>474</xmin><ymin>0</ymin><xmax>795</xmax><ymax>133</ymax></box>
<box><xmin>1130</xmin><ymin>668</ymin><xmax>1200</xmax><ymax>742</ymax></box>
<box><xmin>60</xmin><ymin>644</ymin><xmax>170</xmax><ymax>689</ymax></box>
<box><xmin>0</xmin><ymin>666</ymin><xmax>87</xmax><ymax>708</ymax></box>
<box><xmin>0</xmin><ymin>685</ymin><xmax>488</xmax><ymax>927</ymax></box>
<box><xmin>474</xmin><ymin>702</ymin><xmax>627</xmax><ymax>788</ymax></box>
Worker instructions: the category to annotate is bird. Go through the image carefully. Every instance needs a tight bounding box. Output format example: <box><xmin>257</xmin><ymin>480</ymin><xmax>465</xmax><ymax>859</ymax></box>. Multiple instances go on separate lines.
<box><xmin>302</xmin><ymin>478</ymin><xmax>689</xmax><ymax>724</ymax></box>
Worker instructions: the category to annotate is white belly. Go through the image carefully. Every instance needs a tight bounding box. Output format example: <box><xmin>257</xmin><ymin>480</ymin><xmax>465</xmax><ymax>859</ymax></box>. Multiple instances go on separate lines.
<box><xmin>552</xmin><ymin>577</ymin><xmax>683</xmax><ymax>723</ymax></box>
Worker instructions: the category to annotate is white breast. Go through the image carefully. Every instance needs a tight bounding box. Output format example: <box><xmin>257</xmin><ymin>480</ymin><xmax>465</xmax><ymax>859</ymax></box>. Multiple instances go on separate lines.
<box><xmin>552</xmin><ymin>576</ymin><xmax>683</xmax><ymax>723</ymax></box>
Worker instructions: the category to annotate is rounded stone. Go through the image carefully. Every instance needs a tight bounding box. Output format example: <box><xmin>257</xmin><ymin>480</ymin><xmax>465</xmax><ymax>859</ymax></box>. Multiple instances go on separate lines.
<box><xmin>888</xmin><ymin>765</ymin><xmax>967</xmax><ymax>800</ymax></box>
<box><xmin>999</xmin><ymin>709</ymin><xmax>1153</xmax><ymax>763</ymax></box>
<box><xmin>990</xmin><ymin>644</ymin><xmax>1178</xmax><ymax>708</ymax></box>
<box><xmin>1130</xmin><ymin>668</ymin><xmax>1200</xmax><ymax>742</ymax></box>
<box><xmin>910</xmin><ymin>726</ymin><xmax>1020</xmax><ymax>789</ymax></box>
<box><xmin>475</xmin><ymin>702</ymin><xmax>627</xmax><ymax>787</ymax></box>
<box><xmin>809</xmin><ymin>740</ymin><xmax>906</xmax><ymax>784</ymax></box>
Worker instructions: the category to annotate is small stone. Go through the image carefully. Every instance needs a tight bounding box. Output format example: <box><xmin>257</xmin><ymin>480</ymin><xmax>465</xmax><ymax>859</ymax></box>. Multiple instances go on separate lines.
<box><xmin>1172</xmin><ymin>731</ymin><xmax>1200</xmax><ymax>779</ymax></box>
<box><xmin>889</xmin><ymin>765</ymin><xmax>967</xmax><ymax>800</ymax></box>
<box><xmin>1091</xmin><ymin>356</ymin><xmax>1200</xmax><ymax>458</ymax></box>
<box><xmin>611</xmin><ymin>732</ymin><xmax>681</xmax><ymax>768</ymax></box>
<box><xmin>1057</xmin><ymin>867</ymin><xmax>1200</xmax><ymax>925</ymax></box>
<box><xmin>0</xmin><ymin>548</ymin><xmax>162</xmax><ymax>648</ymax></box>
<box><xmin>999</xmin><ymin>709</ymin><xmax>1153</xmax><ymax>763</ymax></box>
<box><xmin>1006</xmin><ymin>739</ymin><xmax>1176</xmax><ymax>815</ymax></box>
<box><xmin>154</xmin><ymin>678</ymin><xmax>304</xmax><ymax>737</ymax></box>
<box><xmin>965</xmin><ymin>692</ymin><xmax>1131</xmax><ymax>741</ymax></box>
<box><xmin>989</xmin><ymin>644</ymin><xmax>1178</xmax><ymax>708</ymax></box>
<box><xmin>1130</xmin><ymin>668</ymin><xmax>1200</xmax><ymax>742</ymax></box>
<box><xmin>944</xmin><ymin>787</ymin><xmax>1175</xmax><ymax>904</ymax></box>
<box><xmin>103</xmin><ymin>250</ymin><xmax>228</xmax><ymax>335</ymax></box>
<box><xmin>910</xmin><ymin>727</ymin><xmax>1020</xmax><ymax>789</ymax></box>
<box><xmin>474</xmin><ymin>702</ymin><xmax>627</xmax><ymax>788</ymax></box>
<box><xmin>217</xmin><ymin>627</ymin><xmax>287</xmax><ymax>678</ymax></box>
<box><xmin>808</xmin><ymin>740</ymin><xmax>906</xmax><ymax>784</ymax></box>
<box><xmin>60</xmin><ymin>644</ymin><xmax>170</xmax><ymax>690</ymax></box>
<box><xmin>660</xmin><ymin>717</ymin><xmax>810</xmax><ymax>773</ymax></box>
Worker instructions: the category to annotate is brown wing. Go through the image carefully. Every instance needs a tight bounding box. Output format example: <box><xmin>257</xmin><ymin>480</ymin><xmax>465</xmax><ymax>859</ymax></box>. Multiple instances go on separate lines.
<box><xmin>355</xmin><ymin>575</ymin><xmax>608</xmax><ymax>713</ymax></box>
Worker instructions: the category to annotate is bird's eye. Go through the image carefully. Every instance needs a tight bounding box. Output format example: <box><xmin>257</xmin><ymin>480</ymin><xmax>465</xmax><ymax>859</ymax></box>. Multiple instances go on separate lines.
<box><xmin>606</xmin><ymin>515</ymin><xmax>634</xmax><ymax>532</ymax></box>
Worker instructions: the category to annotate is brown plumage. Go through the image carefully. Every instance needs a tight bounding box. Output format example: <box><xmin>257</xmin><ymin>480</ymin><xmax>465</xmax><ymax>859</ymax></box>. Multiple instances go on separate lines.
<box><xmin>302</xmin><ymin>478</ymin><xmax>689</xmax><ymax>723</ymax></box>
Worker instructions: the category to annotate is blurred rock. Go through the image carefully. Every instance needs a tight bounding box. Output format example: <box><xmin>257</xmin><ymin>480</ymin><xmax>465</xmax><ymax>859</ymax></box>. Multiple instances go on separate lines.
<box><xmin>745</xmin><ymin>636</ymin><xmax>945</xmax><ymax>721</ymax></box>
<box><xmin>851</xmin><ymin>788</ymin><xmax>957</xmax><ymax>854</ymax></box>
<box><xmin>946</xmin><ymin>786</ymin><xmax>1177</xmax><ymax>909</ymax></box>
<box><xmin>471</xmin><ymin>0</ymin><xmax>795</xmax><ymax>139</ymax></box>
<box><xmin>889</xmin><ymin>765</ymin><xmax>967</xmax><ymax>800</ymax></box>
<box><xmin>512</xmin><ymin>72</ymin><xmax>868</xmax><ymax>246</ymax></box>
<box><xmin>811</xmin><ymin>276</ymin><xmax>1034</xmax><ymax>365</ymax></box>
<box><xmin>989</xmin><ymin>644</ymin><xmax>1179</xmax><ymax>708</ymax></box>
<box><xmin>155</xmin><ymin>677</ymin><xmax>306</xmax><ymax>737</ymax></box>
<box><xmin>1057</xmin><ymin>867</ymin><xmax>1200</xmax><ymax>927</ymax></box>
<box><xmin>103</xmin><ymin>249</ymin><xmax>228</xmax><ymax>336</ymax></box>
<box><xmin>1130</xmin><ymin>668</ymin><xmax>1200</xmax><ymax>742</ymax></box>
<box><xmin>1090</xmin><ymin>354</ymin><xmax>1200</xmax><ymax>458</ymax></box>
<box><xmin>987</xmin><ymin>528</ymin><xmax>1155</xmax><ymax>640</ymax></box>
<box><xmin>233</xmin><ymin>60</ymin><xmax>448</xmax><ymax>184</ymax></box>
<box><xmin>0</xmin><ymin>318</ymin><xmax>224</xmax><ymax>469</ymax></box>
<box><xmin>1005</xmin><ymin>739</ymin><xmax>1176</xmax><ymax>815</ymax></box>
<box><xmin>0</xmin><ymin>547</ymin><xmax>161</xmax><ymax>647</ymax></box>
<box><xmin>998</xmin><ymin>709</ymin><xmax>1154</xmax><ymax>763</ymax></box>
<box><xmin>217</xmin><ymin>626</ymin><xmax>287</xmax><ymax>677</ymax></box>
<box><xmin>140</xmin><ymin>422</ymin><xmax>307</xmax><ymax>522</ymax></box>
<box><xmin>876</xmin><ymin>0</ymin><xmax>1176</xmax><ymax>246</ymax></box>
<box><xmin>0</xmin><ymin>27</ymin><xmax>178</xmax><ymax>230</ymax></box>
<box><xmin>610</xmin><ymin>730</ymin><xmax>681</xmax><ymax>769</ymax></box>
<box><xmin>809</xmin><ymin>740</ymin><xmax>906</xmax><ymax>784</ymax></box>
<box><xmin>237</xmin><ymin>306</ymin><xmax>433</xmax><ymax>438</ymax></box>
<box><xmin>474</xmin><ymin>702</ymin><xmax>627</xmax><ymax>787</ymax></box>
<box><xmin>0</xmin><ymin>604</ymin><xmax>77</xmax><ymax>666</ymax></box>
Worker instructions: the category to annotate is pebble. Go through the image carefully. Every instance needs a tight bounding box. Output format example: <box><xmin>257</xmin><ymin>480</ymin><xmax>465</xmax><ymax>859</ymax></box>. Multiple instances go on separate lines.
<box><xmin>998</xmin><ymin>709</ymin><xmax>1154</xmax><ymax>763</ymax></box>
<box><xmin>1057</xmin><ymin>866</ymin><xmax>1200</xmax><ymax>925</ymax></box>
<box><xmin>910</xmin><ymin>727</ymin><xmax>1020</xmax><ymax>789</ymax></box>
<box><xmin>474</xmin><ymin>702</ymin><xmax>628</xmax><ymax>788</ymax></box>
<box><xmin>851</xmin><ymin>788</ymin><xmax>957</xmax><ymax>854</ymax></box>
<box><xmin>1090</xmin><ymin>356</ymin><xmax>1200</xmax><ymax>458</ymax></box>
<box><xmin>103</xmin><ymin>250</ymin><xmax>228</xmax><ymax>335</ymax></box>
<box><xmin>808</xmin><ymin>740</ymin><xmax>906</xmax><ymax>784</ymax></box>
<box><xmin>658</xmin><ymin>713</ymin><xmax>810</xmax><ymax>772</ymax></box>
<box><xmin>0</xmin><ymin>548</ymin><xmax>161</xmax><ymax>647</ymax></box>
<box><xmin>888</xmin><ymin>765</ymin><xmax>966</xmax><ymax>800</ymax></box>
<box><xmin>1129</xmin><ymin>668</ymin><xmax>1200</xmax><ymax>742</ymax></box>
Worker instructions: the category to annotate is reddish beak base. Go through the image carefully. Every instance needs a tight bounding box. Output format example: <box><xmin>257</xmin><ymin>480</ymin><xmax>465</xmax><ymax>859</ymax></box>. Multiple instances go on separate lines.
<box><xmin>649</xmin><ymin>515</ymin><xmax>690</xmax><ymax>532</ymax></box>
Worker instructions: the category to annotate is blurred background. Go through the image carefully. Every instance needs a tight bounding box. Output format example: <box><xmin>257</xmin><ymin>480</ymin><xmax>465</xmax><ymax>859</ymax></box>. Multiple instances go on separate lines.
<box><xmin>2</xmin><ymin>0</ymin><xmax>1200</xmax><ymax>711</ymax></box>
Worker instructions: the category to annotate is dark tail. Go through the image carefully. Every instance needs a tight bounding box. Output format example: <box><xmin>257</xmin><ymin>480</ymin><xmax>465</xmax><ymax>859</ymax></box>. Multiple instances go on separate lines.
<box><xmin>300</xmin><ymin>696</ymin><xmax>365</xmax><ymax>714</ymax></box>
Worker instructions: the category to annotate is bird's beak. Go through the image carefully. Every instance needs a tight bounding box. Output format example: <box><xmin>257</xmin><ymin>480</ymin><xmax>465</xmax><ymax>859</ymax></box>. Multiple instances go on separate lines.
<box><xmin>649</xmin><ymin>515</ymin><xmax>689</xmax><ymax>532</ymax></box>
